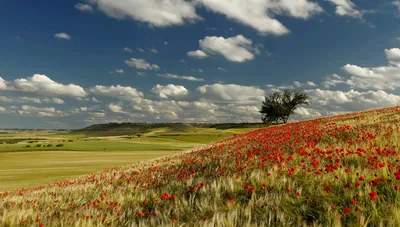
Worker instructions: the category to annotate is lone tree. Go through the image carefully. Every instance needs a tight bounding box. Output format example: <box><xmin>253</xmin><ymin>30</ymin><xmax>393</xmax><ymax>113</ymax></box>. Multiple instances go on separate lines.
<box><xmin>260</xmin><ymin>90</ymin><xmax>309</xmax><ymax>124</ymax></box>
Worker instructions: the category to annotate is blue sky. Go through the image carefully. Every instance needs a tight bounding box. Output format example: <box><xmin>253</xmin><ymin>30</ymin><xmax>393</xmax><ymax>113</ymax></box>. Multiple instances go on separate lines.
<box><xmin>0</xmin><ymin>0</ymin><xmax>400</xmax><ymax>129</ymax></box>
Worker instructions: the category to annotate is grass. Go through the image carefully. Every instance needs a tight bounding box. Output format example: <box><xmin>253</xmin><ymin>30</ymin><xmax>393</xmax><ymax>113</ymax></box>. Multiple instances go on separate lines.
<box><xmin>4</xmin><ymin>108</ymin><xmax>400</xmax><ymax>226</ymax></box>
<box><xmin>0</xmin><ymin>127</ymin><xmax>257</xmax><ymax>192</ymax></box>
<box><xmin>0</xmin><ymin>151</ymin><xmax>174</xmax><ymax>192</ymax></box>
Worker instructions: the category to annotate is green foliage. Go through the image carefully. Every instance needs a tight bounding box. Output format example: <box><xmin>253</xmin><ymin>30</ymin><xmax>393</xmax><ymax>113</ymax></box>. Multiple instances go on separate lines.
<box><xmin>260</xmin><ymin>90</ymin><xmax>309</xmax><ymax>124</ymax></box>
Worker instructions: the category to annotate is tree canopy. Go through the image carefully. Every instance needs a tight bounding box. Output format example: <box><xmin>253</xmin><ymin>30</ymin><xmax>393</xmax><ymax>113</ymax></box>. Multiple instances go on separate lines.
<box><xmin>259</xmin><ymin>90</ymin><xmax>309</xmax><ymax>124</ymax></box>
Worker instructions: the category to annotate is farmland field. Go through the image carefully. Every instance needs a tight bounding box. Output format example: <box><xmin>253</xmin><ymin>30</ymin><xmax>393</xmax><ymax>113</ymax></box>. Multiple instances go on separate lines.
<box><xmin>2</xmin><ymin>107</ymin><xmax>400</xmax><ymax>226</ymax></box>
<box><xmin>0</xmin><ymin>125</ymin><xmax>257</xmax><ymax>192</ymax></box>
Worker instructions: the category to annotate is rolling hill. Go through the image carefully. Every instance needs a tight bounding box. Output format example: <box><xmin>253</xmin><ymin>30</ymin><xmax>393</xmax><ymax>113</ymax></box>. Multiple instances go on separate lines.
<box><xmin>2</xmin><ymin>106</ymin><xmax>400</xmax><ymax>226</ymax></box>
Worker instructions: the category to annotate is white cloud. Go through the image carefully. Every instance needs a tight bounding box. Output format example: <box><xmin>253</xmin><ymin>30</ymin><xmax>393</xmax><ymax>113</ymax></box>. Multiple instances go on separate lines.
<box><xmin>158</xmin><ymin>73</ymin><xmax>205</xmax><ymax>82</ymax></box>
<box><xmin>108</xmin><ymin>103</ymin><xmax>125</xmax><ymax>113</ymax></box>
<box><xmin>187</xmin><ymin>50</ymin><xmax>208</xmax><ymax>59</ymax></box>
<box><xmin>385</xmin><ymin>48</ymin><xmax>400</xmax><ymax>66</ymax></box>
<box><xmin>54</xmin><ymin>33</ymin><xmax>71</xmax><ymax>40</ymax></box>
<box><xmin>88</xmin><ymin>0</ymin><xmax>201</xmax><ymax>27</ymax></box>
<box><xmin>124</xmin><ymin>58</ymin><xmax>160</xmax><ymax>70</ymax></box>
<box><xmin>188</xmin><ymin>35</ymin><xmax>257</xmax><ymax>62</ymax></box>
<box><xmin>74</xmin><ymin>3</ymin><xmax>93</xmax><ymax>12</ymax></box>
<box><xmin>306</xmin><ymin>81</ymin><xmax>317</xmax><ymax>87</ymax></box>
<box><xmin>217</xmin><ymin>67</ymin><xmax>227</xmax><ymax>72</ymax></box>
<box><xmin>151</xmin><ymin>84</ymin><xmax>188</xmax><ymax>99</ymax></box>
<box><xmin>0</xmin><ymin>96</ymin><xmax>64</xmax><ymax>104</ymax></box>
<box><xmin>115</xmin><ymin>69</ymin><xmax>124</xmax><ymax>74</ymax></box>
<box><xmin>337</xmin><ymin>48</ymin><xmax>400</xmax><ymax>90</ymax></box>
<box><xmin>45</xmin><ymin>98</ymin><xmax>65</xmax><ymax>104</ymax></box>
<box><xmin>18</xmin><ymin>105</ymin><xmax>64</xmax><ymax>117</ymax></box>
<box><xmin>0</xmin><ymin>77</ymin><xmax>7</xmax><ymax>90</ymax></box>
<box><xmin>293</xmin><ymin>81</ymin><xmax>317</xmax><ymax>87</ymax></box>
<box><xmin>326</xmin><ymin>0</ymin><xmax>363</xmax><ymax>18</ymax></box>
<box><xmin>198</xmin><ymin>84</ymin><xmax>265</xmax><ymax>103</ymax></box>
<box><xmin>321</xmin><ymin>74</ymin><xmax>351</xmax><ymax>88</ymax></box>
<box><xmin>164</xmin><ymin>41</ymin><xmax>168</xmax><ymax>45</ymax></box>
<box><xmin>137</xmin><ymin>72</ymin><xmax>146</xmax><ymax>76</ymax></box>
<box><xmin>136</xmin><ymin>47</ymin><xmax>145</xmax><ymax>52</ymax></box>
<box><xmin>0</xmin><ymin>74</ymin><xmax>87</xmax><ymax>97</ymax></box>
<box><xmin>198</xmin><ymin>0</ymin><xmax>322</xmax><ymax>35</ymax></box>
<box><xmin>123</xmin><ymin>47</ymin><xmax>132</xmax><ymax>53</ymax></box>
<box><xmin>89</xmin><ymin>85</ymin><xmax>144</xmax><ymax>102</ymax></box>
<box><xmin>294</xmin><ymin>107</ymin><xmax>322</xmax><ymax>118</ymax></box>
<box><xmin>150</xmin><ymin>48</ymin><xmax>158</xmax><ymax>54</ymax></box>
<box><xmin>294</xmin><ymin>81</ymin><xmax>302</xmax><ymax>87</ymax></box>
<box><xmin>305</xmin><ymin>88</ymin><xmax>400</xmax><ymax>113</ymax></box>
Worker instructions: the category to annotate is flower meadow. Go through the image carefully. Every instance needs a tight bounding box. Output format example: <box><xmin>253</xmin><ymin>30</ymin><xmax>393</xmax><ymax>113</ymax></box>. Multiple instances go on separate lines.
<box><xmin>2</xmin><ymin>107</ymin><xmax>400</xmax><ymax>226</ymax></box>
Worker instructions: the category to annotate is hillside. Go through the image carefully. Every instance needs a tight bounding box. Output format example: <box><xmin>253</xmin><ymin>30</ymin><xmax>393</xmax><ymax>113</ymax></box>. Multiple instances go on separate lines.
<box><xmin>74</xmin><ymin>122</ymin><xmax>265</xmax><ymax>136</ymax></box>
<box><xmin>2</xmin><ymin>106</ymin><xmax>400</xmax><ymax>226</ymax></box>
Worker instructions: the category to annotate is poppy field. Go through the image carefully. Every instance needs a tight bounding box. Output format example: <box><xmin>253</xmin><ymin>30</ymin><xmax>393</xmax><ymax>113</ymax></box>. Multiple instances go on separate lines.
<box><xmin>1</xmin><ymin>106</ymin><xmax>400</xmax><ymax>226</ymax></box>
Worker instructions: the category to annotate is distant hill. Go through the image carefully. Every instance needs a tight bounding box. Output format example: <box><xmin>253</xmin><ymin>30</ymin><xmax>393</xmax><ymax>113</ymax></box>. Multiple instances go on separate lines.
<box><xmin>74</xmin><ymin>122</ymin><xmax>265</xmax><ymax>136</ymax></box>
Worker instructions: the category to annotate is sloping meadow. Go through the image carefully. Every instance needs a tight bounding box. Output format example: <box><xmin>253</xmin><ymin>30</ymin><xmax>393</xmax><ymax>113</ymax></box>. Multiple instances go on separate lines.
<box><xmin>2</xmin><ymin>106</ymin><xmax>400</xmax><ymax>226</ymax></box>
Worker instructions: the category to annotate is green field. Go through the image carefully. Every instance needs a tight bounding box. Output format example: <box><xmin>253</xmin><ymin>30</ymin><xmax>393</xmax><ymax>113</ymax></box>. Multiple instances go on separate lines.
<box><xmin>0</xmin><ymin>126</ymin><xmax>258</xmax><ymax>192</ymax></box>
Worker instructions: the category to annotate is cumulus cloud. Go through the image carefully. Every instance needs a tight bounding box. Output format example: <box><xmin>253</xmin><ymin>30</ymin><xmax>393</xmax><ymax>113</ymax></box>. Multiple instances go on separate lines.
<box><xmin>87</xmin><ymin>0</ymin><xmax>201</xmax><ymax>27</ymax></box>
<box><xmin>114</xmin><ymin>69</ymin><xmax>124</xmax><ymax>74</ymax></box>
<box><xmin>305</xmin><ymin>88</ymin><xmax>400</xmax><ymax>113</ymax></box>
<box><xmin>188</xmin><ymin>35</ymin><xmax>258</xmax><ymax>62</ymax></box>
<box><xmin>385</xmin><ymin>48</ymin><xmax>400</xmax><ymax>66</ymax></box>
<box><xmin>198</xmin><ymin>84</ymin><xmax>265</xmax><ymax>103</ymax></box>
<box><xmin>136</xmin><ymin>47</ymin><xmax>145</xmax><ymax>53</ymax></box>
<box><xmin>293</xmin><ymin>81</ymin><xmax>317</xmax><ymax>87</ymax></box>
<box><xmin>124</xmin><ymin>58</ymin><xmax>160</xmax><ymax>71</ymax></box>
<box><xmin>150</xmin><ymin>48</ymin><xmax>158</xmax><ymax>54</ymax></box>
<box><xmin>294</xmin><ymin>107</ymin><xmax>322</xmax><ymax>118</ymax></box>
<box><xmin>198</xmin><ymin>0</ymin><xmax>323</xmax><ymax>35</ymax></box>
<box><xmin>54</xmin><ymin>33</ymin><xmax>71</xmax><ymax>40</ymax></box>
<box><xmin>336</xmin><ymin>48</ymin><xmax>400</xmax><ymax>90</ymax></box>
<box><xmin>151</xmin><ymin>84</ymin><xmax>188</xmax><ymax>99</ymax></box>
<box><xmin>158</xmin><ymin>73</ymin><xmax>205</xmax><ymax>82</ymax></box>
<box><xmin>0</xmin><ymin>74</ymin><xmax>87</xmax><ymax>97</ymax></box>
<box><xmin>89</xmin><ymin>85</ymin><xmax>143</xmax><ymax>102</ymax></box>
<box><xmin>0</xmin><ymin>96</ymin><xmax>64</xmax><ymax>104</ymax></box>
<box><xmin>18</xmin><ymin>105</ymin><xmax>64</xmax><ymax>117</ymax></box>
<box><xmin>108</xmin><ymin>103</ymin><xmax>125</xmax><ymax>113</ymax></box>
<box><xmin>321</xmin><ymin>74</ymin><xmax>352</xmax><ymax>88</ymax></box>
<box><xmin>326</xmin><ymin>0</ymin><xmax>364</xmax><ymax>18</ymax></box>
<box><xmin>187</xmin><ymin>50</ymin><xmax>208</xmax><ymax>59</ymax></box>
<box><xmin>123</xmin><ymin>47</ymin><xmax>132</xmax><ymax>53</ymax></box>
<box><xmin>74</xmin><ymin>3</ymin><xmax>93</xmax><ymax>12</ymax></box>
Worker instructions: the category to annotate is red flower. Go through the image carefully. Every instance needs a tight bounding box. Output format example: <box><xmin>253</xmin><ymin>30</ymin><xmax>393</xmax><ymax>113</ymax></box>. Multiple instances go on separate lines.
<box><xmin>286</xmin><ymin>188</ymin><xmax>291</xmax><ymax>192</ymax></box>
<box><xmin>369</xmin><ymin>191</ymin><xmax>377</xmax><ymax>201</ymax></box>
<box><xmin>343</xmin><ymin>207</ymin><xmax>351</xmax><ymax>215</ymax></box>
<box><xmin>172</xmin><ymin>218</ymin><xmax>177</xmax><ymax>222</ymax></box>
<box><xmin>350</xmin><ymin>199</ymin><xmax>357</xmax><ymax>205</ymax></box>
<box><xmin>359</xmin><ymin>176</ymin><xmax>365</xmax><ymax>181</ymax></box>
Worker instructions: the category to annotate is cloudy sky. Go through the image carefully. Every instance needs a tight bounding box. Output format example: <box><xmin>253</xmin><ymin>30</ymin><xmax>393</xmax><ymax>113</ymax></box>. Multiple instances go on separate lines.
<box><xmin>0</xmin><ymin>0</ymin><xmax>399</xmax><ymax>129</ymax></box>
